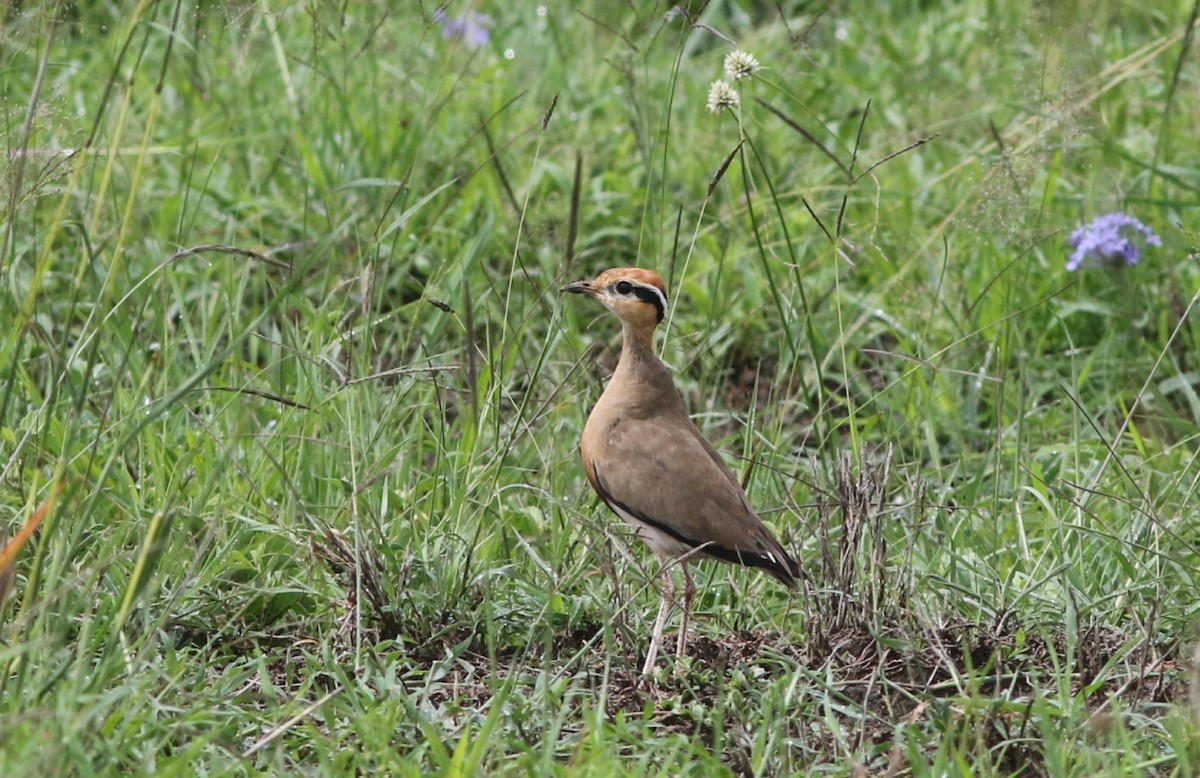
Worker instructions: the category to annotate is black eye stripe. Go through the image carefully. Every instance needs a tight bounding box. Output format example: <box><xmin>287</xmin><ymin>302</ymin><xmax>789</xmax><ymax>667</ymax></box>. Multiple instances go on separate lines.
<box><xmin>608</xmin><ymin>278</ymin><xmax>667</xmax><ymax>322</ymax></box>
<box><xmin>630</xmin><ymin>285</ymin><xmax>666</xmax><ymax>323</ymax></box>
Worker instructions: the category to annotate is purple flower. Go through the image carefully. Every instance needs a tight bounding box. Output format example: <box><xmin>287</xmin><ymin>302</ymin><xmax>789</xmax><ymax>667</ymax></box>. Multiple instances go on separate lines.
<box><xmin>1067</xmin><ymin>212</ymin><xmax>1161</xmax><ymax>271</ymax></box>
<box><xmin>436</xmin><ymin>10</ymin><xmax>492</xmax><ymax>48</ymax></box>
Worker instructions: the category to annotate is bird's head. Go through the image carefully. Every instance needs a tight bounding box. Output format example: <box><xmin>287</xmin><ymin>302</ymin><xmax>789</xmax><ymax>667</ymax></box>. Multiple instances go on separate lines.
<box><xmin>561</xmin><ymin>268</ymin><xmax>668</xmax><ymax>331</ymax></box>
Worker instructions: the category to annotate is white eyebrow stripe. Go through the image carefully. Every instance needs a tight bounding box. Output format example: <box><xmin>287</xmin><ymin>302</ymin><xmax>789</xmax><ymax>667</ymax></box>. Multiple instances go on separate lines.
<box><xmin>646</xmin><ymin>284</ymin><xmax>667</xmax><ymax>311</ymax></box>
<box><xmin>627</xmin><ymin>281</ymin><xmax>667</xmax><ymax>318</ymax></box>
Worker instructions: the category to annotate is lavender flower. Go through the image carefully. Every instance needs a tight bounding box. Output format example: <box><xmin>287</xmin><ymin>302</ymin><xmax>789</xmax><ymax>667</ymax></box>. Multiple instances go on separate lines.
<box><xmin>1067</xmin><ymin>212</ymin><xmax>1160</xmax><ymax>271</ymax></box>
<box><xmin>437</xmin><ymin>10</ymin><xmax>492</xmax><ymax>48</ymax></box>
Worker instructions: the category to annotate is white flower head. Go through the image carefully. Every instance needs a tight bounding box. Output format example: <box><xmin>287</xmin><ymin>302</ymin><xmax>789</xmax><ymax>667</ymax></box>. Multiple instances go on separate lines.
<box><xmin>723</xmin><ymin>50</ymin><xmax>760</xmax><ymax>81</ymax></box>
<box><xmin>706</xmin><ymin>80</ymin><xmax>739</xmax><ymax>113</ymax></box>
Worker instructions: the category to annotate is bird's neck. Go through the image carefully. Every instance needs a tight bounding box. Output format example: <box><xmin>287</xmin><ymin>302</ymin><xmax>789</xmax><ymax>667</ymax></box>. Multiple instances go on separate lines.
<box><xmin>619</xmin><ymin>321</ymin><xmax>658</xmax><ymax>362</ymax></box>
<box><xmin>607</xmin><ymin>321</ymin><xmax>678</xmax><ymax>413</ymax></box>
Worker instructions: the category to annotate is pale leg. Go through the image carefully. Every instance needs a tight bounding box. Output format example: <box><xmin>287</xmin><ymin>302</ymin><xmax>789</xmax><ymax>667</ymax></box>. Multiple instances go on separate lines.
<box><xmin>675</xmin><ymin>562</ymin><xmax>695</xmax><ymax>658</ymax></box>
<box><xmin>642</xmin><ymin>561</ymin><xmax>673</xmax><ymax>676</ymax></box>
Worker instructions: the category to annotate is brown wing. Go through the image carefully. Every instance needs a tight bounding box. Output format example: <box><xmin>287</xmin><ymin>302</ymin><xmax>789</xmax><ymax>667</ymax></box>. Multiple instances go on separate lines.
<box><xmin>588</xmin><ymin>412</ymin><xmax>799</xmax><ymax>586</ymax></box>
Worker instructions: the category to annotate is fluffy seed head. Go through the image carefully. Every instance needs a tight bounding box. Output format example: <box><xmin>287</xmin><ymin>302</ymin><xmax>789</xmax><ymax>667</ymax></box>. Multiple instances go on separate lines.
<box><xmin>706</xmin><ymin>80</ymin><xmax>739</xmax><ymax>113</ymax></box>
<box><xmin>723</xmin><ymin>50</ymin><xmax>760</xmax><ymax>81</ymax></box>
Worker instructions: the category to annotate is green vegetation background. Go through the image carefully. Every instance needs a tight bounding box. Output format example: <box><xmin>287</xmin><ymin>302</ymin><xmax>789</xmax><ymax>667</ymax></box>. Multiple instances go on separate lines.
<box><xmin>1</xmin><ymin>1</ymin><xmax>1198</xmax><ymax>774</ymax></box>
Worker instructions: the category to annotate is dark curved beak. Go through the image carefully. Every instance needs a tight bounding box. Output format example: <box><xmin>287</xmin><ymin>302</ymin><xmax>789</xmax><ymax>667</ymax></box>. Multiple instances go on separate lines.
<box><xmin>560</xmin><ymin>279</ymin><xmax>596</xmax><ymax>296</ymax></box>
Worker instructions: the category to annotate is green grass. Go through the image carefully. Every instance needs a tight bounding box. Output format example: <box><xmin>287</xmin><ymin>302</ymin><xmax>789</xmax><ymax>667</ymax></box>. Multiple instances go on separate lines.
<box><xmin>2</xmin><ymin>0</ymin><xmax>1199</xmax><ymax>774</ymax></box>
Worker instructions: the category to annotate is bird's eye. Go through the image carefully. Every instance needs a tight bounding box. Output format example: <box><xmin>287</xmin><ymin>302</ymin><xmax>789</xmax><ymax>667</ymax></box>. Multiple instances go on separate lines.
<box><xmin>615</xmin><ymin>280</ymin><xmax>634</xmax><ymax>295</ymax></box>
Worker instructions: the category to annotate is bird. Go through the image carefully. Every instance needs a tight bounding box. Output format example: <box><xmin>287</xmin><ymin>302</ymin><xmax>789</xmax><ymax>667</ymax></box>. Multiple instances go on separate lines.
<box><xmin>562</xmin><ymin>267</ymin><xmax>800</xmax><ymax>675</ymax></box>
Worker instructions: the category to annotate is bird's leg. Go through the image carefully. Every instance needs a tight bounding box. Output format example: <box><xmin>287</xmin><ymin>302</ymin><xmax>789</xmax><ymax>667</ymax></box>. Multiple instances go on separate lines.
<box><xmin>642</xmin><ymin>561</ymin><xmax>673</xmax><ymax>676</ymax></box>
<box><xmin>675</xmin><ymin>561</ymin><xmax>695</xmax><ymax>659</ymax></box>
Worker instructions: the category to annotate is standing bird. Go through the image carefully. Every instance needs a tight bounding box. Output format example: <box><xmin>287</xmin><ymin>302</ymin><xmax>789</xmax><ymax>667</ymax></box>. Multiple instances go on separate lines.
<box><xmin>562</xmin><ymin>268</ymin><xmax>800</xmax><ymax>675</ymax></box>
